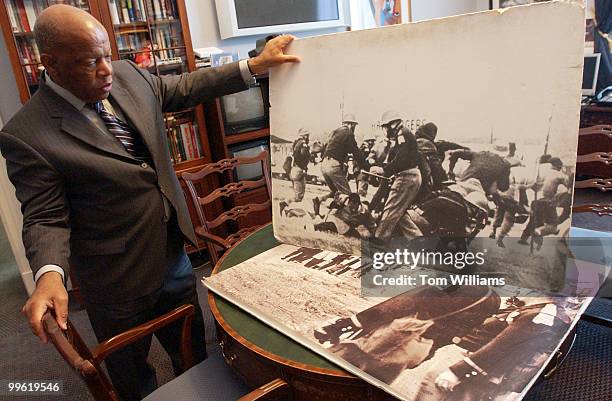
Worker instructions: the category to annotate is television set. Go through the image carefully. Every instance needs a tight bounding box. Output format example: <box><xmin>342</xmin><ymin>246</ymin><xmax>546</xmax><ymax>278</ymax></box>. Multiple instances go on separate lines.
<box><xmin>215</xmin><ymin>0</ymin><xmax>349</xmax><ymax>39</ymax></box>
<box><xmin>229</xmin><ymin>139</ymin><xmax>270</xmax><ymax>181</ymax></box>
<box><xmin>582</xmin><ymin>53</ymin><xmax>601</xmax><ymax>96</ymax></box>
<box><xmin>220</xmin><ymin>85</ymin><xmax>268</xmax><ymax>135</ymax></box>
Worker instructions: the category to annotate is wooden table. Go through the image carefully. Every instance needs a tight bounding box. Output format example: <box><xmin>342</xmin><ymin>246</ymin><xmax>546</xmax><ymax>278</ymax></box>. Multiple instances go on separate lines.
<box><xmin>207</xmin><ymin>224</ymin><xmax>392</xmax><ymax>401</ymax></box>
<box><xmin>206</xmin><ymin>225</ymin><xmax>582</xmax><ymax>401</ymax></box>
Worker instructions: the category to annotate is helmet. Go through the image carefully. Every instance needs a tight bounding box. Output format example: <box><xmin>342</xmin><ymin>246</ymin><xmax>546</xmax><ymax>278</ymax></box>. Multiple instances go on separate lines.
<box><xmin>342</xmin><ymin>113</ymin><xmax>358</xmax><ymax>125</ymax></box>
<box><xmin>298</xmin><ymin>128</ymin><xmax>310</xmax><ymax>138</ymax></box>
<box><xmin>415</xmin><ymin>122</ymin><xmax>438</xmax><ymax>141</ymax></box>
<box><xmin>380</xmin><ymin>110</ymin><xmax>402</xmax><ymax>126</ymax></box>
<box><xmin>549</xmin><ymin>157</ymin><xmax>563</xmax><ymax>169</ymax></box>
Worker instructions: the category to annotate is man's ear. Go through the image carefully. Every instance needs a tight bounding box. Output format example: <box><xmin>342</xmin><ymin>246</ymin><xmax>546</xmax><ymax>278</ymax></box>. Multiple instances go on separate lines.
<box><xmin>40</xmin><ymin>53</ymin><xmax>56</xmax><ymax>75</ymax></box>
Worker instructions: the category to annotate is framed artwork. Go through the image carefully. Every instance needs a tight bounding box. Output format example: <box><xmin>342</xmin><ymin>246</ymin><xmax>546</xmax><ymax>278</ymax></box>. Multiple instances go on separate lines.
<box><xmin>372</xmin><ymin>0</ymin><xmax>402</xmax><ymax>26</ymax></box>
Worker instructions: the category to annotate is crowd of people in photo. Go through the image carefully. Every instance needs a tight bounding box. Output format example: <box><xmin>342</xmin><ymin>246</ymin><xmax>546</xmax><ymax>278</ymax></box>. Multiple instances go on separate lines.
<box><xmin>277</xmin><ymin>111</ymin><xmax>573</xmax><ymax>250</ymax></box>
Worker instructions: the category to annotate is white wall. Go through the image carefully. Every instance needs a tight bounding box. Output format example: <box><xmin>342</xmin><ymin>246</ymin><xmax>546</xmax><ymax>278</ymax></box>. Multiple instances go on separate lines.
<box><xmin>0</xmin><ymin>32</ymin><xmax>21</xmax><ymax>123</ymax></box>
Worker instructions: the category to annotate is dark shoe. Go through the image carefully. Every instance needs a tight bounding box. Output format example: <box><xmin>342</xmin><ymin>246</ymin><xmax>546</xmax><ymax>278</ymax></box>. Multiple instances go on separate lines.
<box><xmin>518</xmin><ymin>238</ymin><xmax>529</xmax><ymax>245</ymax></box>
<box><xmin>489</xmin><ymin>230</ymin><xmax>496</xmax><ymax>239</ymax></box>
<box><xmin>313</xmin><ymin>197</ymin><xmax>321</xmax><ymax>217</ymax></box>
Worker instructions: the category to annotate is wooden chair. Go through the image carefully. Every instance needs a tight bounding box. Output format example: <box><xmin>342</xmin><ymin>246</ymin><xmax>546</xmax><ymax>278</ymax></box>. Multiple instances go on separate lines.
<box><xmin>43</xmin><ymin>304</ymin><xmax>289</xmax><ymax>401</ymax></box>
<box><xmin>182</xmin><ymin>150</ymin><xmax>272</xmax><ymax>265</ymax></box>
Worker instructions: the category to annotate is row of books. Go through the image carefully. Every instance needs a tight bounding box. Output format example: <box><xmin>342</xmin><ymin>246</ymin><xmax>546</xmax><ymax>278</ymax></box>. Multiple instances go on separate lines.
<box><xmin>17</xmin><ymin>35</ymin><xmax>42</xmax><ymax>84</ymax></box>
<box><xmin>116</xmin><ymin>25</ymin><xmax>179</xmax><ymax>58</ymax></box>
<box><xmin>17</xmin><ymin>35</ymin><xmax>40</xmax><ymax>64</ymax></box>
<box><xmin>109</xmin><ymin>0</ymin><xmax>178</xmax><ymax>25</ymax></box>
<box><xmin>167</xmin><ymin>120</ymin><xmax>204</xmax><ymax>163</ymax></box>
<box><xmin>6</xmin><ymin>0</ymin><xmax>87</xmax><ymax>33</ymax></box>
<box><xmin>23</xmin><ymin>63</ymin><xmax>42</xmax><ymax>85</ymax></box>
<box><xmin>152</xmin><ymin>25</ymin><xmax>178</xmax><ymax>58</ymax></box>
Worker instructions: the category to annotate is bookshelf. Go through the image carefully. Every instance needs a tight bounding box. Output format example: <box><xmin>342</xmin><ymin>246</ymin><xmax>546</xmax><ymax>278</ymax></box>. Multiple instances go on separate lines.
<box><xmin>0</xmin><ymin>0</ymin><xmax>217</xmax><ymax>253</ymax></box>
<box><xmin>0</xmin><ymin>0</ymin><xmax>102</xmax><ymax>103</ymax></box>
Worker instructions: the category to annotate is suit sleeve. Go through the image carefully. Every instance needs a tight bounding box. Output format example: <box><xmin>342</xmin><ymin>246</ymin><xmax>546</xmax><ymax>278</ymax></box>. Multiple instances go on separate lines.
<box><xmin>128</xmin><ymin>60</ymin><xmax>249</xmax><ymax>113</ymax></box>
<box><xmin>0</xmin><ymin>132</ymin><xmax>70</xmax><ymax>282</ymax></box>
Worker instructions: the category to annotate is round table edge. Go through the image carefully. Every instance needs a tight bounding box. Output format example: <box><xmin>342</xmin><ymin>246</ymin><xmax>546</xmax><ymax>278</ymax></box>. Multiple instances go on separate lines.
<box><xmin>207</xmin><ymin>223</ymin><xmax>356</xmax><ymax>379</ymax></box>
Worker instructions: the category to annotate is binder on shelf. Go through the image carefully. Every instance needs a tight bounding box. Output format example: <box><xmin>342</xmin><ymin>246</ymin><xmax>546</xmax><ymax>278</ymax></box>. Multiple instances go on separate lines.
<box><xmin>109</xmin><ymin>0</ymin><xmax>120</xmax><ymax>24</ymax></box>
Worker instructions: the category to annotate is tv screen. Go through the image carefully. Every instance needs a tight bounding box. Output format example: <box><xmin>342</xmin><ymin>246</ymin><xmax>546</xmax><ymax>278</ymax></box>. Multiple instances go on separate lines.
<box><xmin>220</xmin><ymin>86</ymin><xmax>268</xmax><ymax>135</ymax></box>
<box><xmin>229</xmin><ymin>139</ymin><xmax>270</xmax><ymax>181</ymax></box>
<box><xmin>235</xmin><ymin>0</ymin><xmax>339</xmax><ymax>28</ymax></box>
<box><xmin>582</xmin><ymin>53</ymin><xmax>601</xmax><ymax>96</ymax></box>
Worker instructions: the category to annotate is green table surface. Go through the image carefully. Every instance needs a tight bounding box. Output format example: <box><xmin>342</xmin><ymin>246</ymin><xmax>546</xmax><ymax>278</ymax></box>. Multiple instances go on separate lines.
<box><xmin>212</xmin><ymin>225</ymin><xmax>341</xmax><ymax>371</ymax></box>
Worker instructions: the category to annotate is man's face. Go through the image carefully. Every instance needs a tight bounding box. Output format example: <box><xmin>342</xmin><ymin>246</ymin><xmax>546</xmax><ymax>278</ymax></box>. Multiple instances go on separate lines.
<box><xmin>344</xmin><ymin>122</ymin><xmax>358</xmax><ymax>134</ymax></box>
<box><xmin>383</xmin><ymin>125</ymin><xmax>396</xmax><ymax>139</ymax></box>
<box><xmin>44</xmin><ymin>24</ymin><xmax>113</xmax><ymax>102</ymax></box>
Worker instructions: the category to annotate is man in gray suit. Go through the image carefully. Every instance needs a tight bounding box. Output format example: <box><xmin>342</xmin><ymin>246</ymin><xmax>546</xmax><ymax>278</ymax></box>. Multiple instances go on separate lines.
<box><xmin>0</xmin><ymin>5</ymin><xmax>298</xmax><ymax>400</ymax></box>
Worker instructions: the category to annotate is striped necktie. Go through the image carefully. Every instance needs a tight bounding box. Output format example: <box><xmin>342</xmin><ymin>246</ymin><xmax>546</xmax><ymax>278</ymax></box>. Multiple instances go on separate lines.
<box><xmin>91</xmin><ymin>101</ymin><xmax>151</xmax><ymax>163</ymax></box>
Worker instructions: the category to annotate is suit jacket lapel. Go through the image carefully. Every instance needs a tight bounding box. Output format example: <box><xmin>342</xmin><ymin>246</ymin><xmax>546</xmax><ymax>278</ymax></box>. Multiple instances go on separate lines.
<box><xmin>110</xmin><ymin>80</ymin><xmax>162</xmax><ymax>167</ymax></box>
<box><xmin>39</xmin><ymin>84</ymin><xmax>134</xmax><ymax>162</ymax></box>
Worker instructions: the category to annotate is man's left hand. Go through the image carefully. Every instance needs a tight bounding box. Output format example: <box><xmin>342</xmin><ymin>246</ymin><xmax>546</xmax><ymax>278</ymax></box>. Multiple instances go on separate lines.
<box><xmin>247</xmin><ymin>35</ymin><xmax>300</xmax><ymax>75</ymax></box>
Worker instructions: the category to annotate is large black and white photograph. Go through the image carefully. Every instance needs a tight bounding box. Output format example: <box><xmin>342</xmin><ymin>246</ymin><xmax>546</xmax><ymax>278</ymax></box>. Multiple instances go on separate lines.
<box><xmin>204</xmin><ymin>243</ymin><xmax>599</xmax><ymax>401</ymax></box>
<box><xmin>269</xmin><ymin>1</ymin><xmax>584</xmax><ymax>290</ymax></box>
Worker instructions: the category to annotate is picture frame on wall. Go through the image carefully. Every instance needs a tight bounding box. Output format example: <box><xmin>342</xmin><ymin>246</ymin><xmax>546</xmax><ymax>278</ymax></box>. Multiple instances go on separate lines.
<box><xmin>372</xmin><ymin>0</ymin><xmax>402</xmax><ymax>26</ymax></box>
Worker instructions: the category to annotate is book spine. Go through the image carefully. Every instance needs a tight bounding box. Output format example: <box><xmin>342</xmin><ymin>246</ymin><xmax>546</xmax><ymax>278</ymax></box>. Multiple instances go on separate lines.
<box><xmin>14</xmin><ymin>0</ymin><xmax>24</xmax><ymax>31</ymax></box>
<box><xmin>174</xmin><ymin>129</ymin><xmax>185</xmax><ymax>162</ymax></box>
<box><xmin>169</xmin><ymin>0</ymin><xmax>177</xmax><ymax>19</ymax></box>
<box><xmin>109</xmin><ymin>0</ymin><xmax>121</xmax><ymax>25</ymax></box>
<box><xmin>121</xmin><ymin>0</ymin><xmax>130</xmax><ymax>23</ymax></box>
<box><xmin>156</xmin><ymin>29</ymin><xmax>167</xmax><ymax>59</ymax></box>
<box><xmin>191</xmin><ymin>124</ymin><xmax>202</xmax><ymax>158</ymax></box>
<box><xmin>22</xmin><ymin>0</ymin><xmax>36</xmax><ymax>28</ymax></box>
<box><xmin>132</xmin><ymin>0</ymin><xmax>140</xmax><ymax>21</ymax></box>
<box><xmin>151</xmin><ymin>0</ymin><xmax>161</xmax><ymax>20</ymax></box>
<box><xmin>187</xmin><ymin>123</ymin><xmax>196</xmax><ymax>159</ymax></box>
<box><xmin>6</xmin><ymin>0</ymin><xmax>19</xmax><ymax>31</ymax></box>
<box><xmin>180</xmin><ymin>123</ymin><xmax>192</xmax><ymax>160</ymax></box>
<box><xmin>15</xmin><ymin>0</ymin><xmax>30</xmax><ymax>32</ymax></box>
<box><xmin>159</xmin><ymin>0</ymin><xmax>167</xmax><ymax>19</ymax></box>
<box><xmin>29</xmin><ymin>37</ymin><xmax>40</xmax><ymax>63</ymax></box>
<box><xmin>126</xmin><ymin>0</ymin><xmax>134</xmax><ymax>22</ymax></box>
<box><xmin>138</xmin><ymin>0</ymin><xmax>146</xmax><ymax>21</ymax></box>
